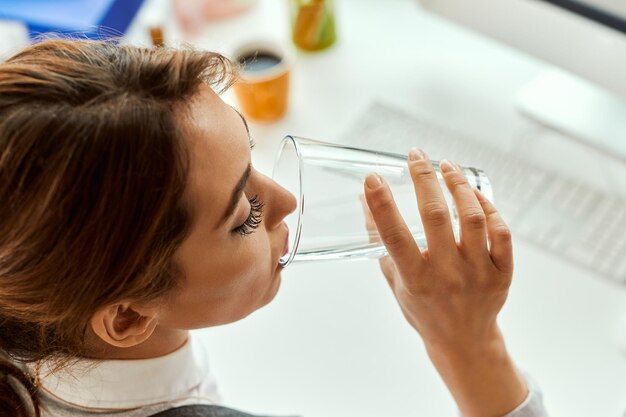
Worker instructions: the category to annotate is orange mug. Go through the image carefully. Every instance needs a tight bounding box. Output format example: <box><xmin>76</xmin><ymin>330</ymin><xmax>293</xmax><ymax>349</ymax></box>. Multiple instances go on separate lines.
<box><xmin>232</xmin><ymin>41</ymin><xmax>294</xmax><ymax>123</ymax></box>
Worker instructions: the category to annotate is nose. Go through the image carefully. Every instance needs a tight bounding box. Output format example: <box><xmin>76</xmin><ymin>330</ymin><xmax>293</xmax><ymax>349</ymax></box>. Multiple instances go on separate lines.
<box><xmin>263</xmin><ymin>173</ymin><xmax>297</xmax><ymax>230</ymax></box>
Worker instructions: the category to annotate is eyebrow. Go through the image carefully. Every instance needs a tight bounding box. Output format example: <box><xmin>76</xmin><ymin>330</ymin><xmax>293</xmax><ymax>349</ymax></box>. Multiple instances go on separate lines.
<box><xmin>220</xmin><ymin>162</ymin><xmax>252</xmax><ymax>224</ymax></box>
<box><xmin>231</xmin><ymin>106</ymin><xmax>250</xmax><ymax>138</ymax></box>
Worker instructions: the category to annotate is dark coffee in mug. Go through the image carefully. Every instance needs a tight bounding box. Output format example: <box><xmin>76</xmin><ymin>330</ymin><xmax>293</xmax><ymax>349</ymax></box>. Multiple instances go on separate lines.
<box><xmin>237</xmin><ymin>51</ymin><xmax>282</xmax><ymax>74</ymax></box>
<box><xmin>231</xmin><ymin>41</ymin><xmax>292</xmax><ymax>122</ymax></box>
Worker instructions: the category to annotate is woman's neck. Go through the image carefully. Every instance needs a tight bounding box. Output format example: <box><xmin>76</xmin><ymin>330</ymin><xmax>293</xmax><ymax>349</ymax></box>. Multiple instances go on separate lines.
<box><xmin>83</xmin><ymin>326</ymin><xmax>189</xmax><ymax>360</ymax></box>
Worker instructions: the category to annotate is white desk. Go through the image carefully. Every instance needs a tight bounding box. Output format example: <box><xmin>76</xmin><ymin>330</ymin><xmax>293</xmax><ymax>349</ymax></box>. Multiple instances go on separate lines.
<box><xmin>126</xmin><ymin>1</ymin><xmax>626</xmax><ymax>416</ymax></box>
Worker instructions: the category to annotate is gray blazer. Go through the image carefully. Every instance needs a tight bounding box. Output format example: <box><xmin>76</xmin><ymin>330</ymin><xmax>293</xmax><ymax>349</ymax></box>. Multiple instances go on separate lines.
<box><xmin>151</xmin><ymin>405</ymin><xmax>299</xmax><ymax>417</ymax></box>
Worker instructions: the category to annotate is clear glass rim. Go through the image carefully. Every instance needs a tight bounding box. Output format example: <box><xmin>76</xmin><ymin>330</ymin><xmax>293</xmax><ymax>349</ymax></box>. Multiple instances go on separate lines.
<box><xmin>272</xmin><ymin>135</ymin><xmax>304</xmax><ymax>267</ymax></box>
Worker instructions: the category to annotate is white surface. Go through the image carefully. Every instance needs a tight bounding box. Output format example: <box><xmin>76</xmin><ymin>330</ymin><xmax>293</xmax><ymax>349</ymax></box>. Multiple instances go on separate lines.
<box><xmin>419</xmin><ymin>0</ymin><xmax>626</xmax><ymax>98</ymax></box>
<box><xmin>516</xmin><ymin>69</ymin><xmax>626</xmax><ymax>161</ymax></box>
<box><xmin>125</xmin><ymin>1</ymin><xmax>626</xmax><ymax>416</ymax></box>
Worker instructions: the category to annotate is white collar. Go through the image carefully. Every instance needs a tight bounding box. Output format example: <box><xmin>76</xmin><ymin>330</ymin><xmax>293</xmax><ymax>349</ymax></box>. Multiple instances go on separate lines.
<box><xmin>30</xmin><ymin>333</ymin><xmax>210</xmax><ymax>411</ymax></box>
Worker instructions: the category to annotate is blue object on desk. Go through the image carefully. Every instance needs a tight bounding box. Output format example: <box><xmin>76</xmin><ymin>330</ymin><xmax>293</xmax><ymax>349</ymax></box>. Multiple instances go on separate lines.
<box><xmin>0</xmin><ymin>0</ymin><xmax>145</xmax><ymax>40</ymax></box>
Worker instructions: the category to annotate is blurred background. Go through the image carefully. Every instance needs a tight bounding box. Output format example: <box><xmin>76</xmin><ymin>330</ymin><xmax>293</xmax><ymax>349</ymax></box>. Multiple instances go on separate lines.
<box><xmin>1</xmin><ymin>1</ymin><xmax>626</xmax><ymax>417</ymax></box>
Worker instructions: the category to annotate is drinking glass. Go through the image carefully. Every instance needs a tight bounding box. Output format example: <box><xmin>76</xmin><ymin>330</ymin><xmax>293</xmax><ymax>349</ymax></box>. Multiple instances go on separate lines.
<box><xmin>272</xmin><ymin>136</ymin><xmax>494</xmax><ymax>267</ymax></box>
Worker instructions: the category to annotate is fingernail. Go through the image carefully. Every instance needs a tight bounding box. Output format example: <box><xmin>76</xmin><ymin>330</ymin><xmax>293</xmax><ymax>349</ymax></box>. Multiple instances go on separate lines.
<box><xmin>440</xmin><ymin>159</ymin><xmax>456</xmax><ymax>173</ymax></box>
<box><xmin>409</xmin><ymin>147</ymin><xmax>424</xmax><ymax>161</ymax></box>
<box><xmin>365</xmin><ymin>173</ymin><xmax>383</xmax><ymax>190</ymax></box>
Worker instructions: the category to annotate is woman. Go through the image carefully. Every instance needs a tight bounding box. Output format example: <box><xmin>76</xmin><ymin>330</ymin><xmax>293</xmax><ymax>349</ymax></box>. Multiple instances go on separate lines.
<box><xmin>0</xmin><ymin>40</ymin><xmax>547</xmax><ymax>417</ymax></box>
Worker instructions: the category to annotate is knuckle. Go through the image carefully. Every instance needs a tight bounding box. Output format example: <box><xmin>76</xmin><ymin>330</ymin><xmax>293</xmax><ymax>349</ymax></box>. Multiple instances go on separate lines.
<box><xmin>410</xmin><ymin>162</ymin><xmax>435</xmax><ymax>182</ymax></box>
<box><xmin>463</xmin><ymin>209</ymin><xmax>486</xmax><ymax>229</ymax></box>
<box><xmin>421</xmin><ymin>203</ymin><xmax>449</xmax><ymax>226</ymax></box>
<box><xmin>493</xmin><ymin>225</ymin><xmax>512</xmax><ymax>241</ymax></box>
<box><xmin>481</xmin><ymin>276</ymin><xmax>510</xmax><ymax>294</ymax></box>
<box><xmin>381</xmin><ymin>224</ymin><xmax>408</xmax><ymax>249</ymax></box>
<box><xmin>447</xmin><ymin>173</ymin><xmax>468</xmax><ymax>189</ymax></box>
<box><xmin>403</xmin><ymin>279</ymin><xmax>429</xmax><ymax>296</ymax></box>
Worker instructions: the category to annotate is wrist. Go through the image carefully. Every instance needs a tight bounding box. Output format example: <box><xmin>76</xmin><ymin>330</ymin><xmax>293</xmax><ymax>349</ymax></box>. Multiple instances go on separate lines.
<box><xmin>423</xmin><ymin>326</ymin><xmax>528</xmax><ymax>417</ymax></box>
<box><xmin>424</xmin><ymin>325</ymin><xmax>506</xmax><ymax>365</ymax></box>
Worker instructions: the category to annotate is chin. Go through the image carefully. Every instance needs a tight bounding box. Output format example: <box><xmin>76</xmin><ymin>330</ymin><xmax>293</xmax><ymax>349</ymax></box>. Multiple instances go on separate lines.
<box><xmin>241</xmin><ymin>265</ymin><xmax>283</xmax><ymax>316</ymax></box>
<box><xmin>235</xmin><ymin>273</ymin><xmax>283</xmax><ymax>322</ymax></box>
<box><xmin>263</xmin><ymin>272</ymin><xmax>282</xmax><ymax>305</ymax></box>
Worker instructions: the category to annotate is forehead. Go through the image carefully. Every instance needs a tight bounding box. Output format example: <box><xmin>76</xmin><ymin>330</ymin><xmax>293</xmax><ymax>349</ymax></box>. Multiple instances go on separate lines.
<box><xmin>177</xmin><ymin>85</ymin><xmax>250</xmax><ymax>228</ymax></box>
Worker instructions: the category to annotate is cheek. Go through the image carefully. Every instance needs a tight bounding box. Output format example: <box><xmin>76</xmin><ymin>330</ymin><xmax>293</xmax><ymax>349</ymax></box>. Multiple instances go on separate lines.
<box><xmin>162</xmin><ymin>231</ymin><xmax>275</xmax><ymax>328</ymax></box>
<box><xmin>226</xmin><ymin>232</ymin><xmax>277</xmax><ymax>300</ymax></box>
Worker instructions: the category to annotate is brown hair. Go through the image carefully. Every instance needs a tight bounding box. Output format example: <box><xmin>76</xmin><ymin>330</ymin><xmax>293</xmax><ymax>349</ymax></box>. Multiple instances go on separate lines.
<box><xmin>0</xmin><ymin>39</ymin><xmax>235</xmax><ymax>417</ymax></box>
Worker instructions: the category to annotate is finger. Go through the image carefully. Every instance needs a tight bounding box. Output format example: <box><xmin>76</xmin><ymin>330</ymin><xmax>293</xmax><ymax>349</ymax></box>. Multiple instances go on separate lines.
<box><xmin>364</xmin><ymin>173</ymin><xmax>426</xmax><ymax>276</ymax></box>
<box><xmin>474</xmin><ymin>188</ymin><xmax>513</xmax><ymax>274</ymax></box>
<box><xmin>358</xmin><ymin>194</ymin><xmax>380</xmax><ymax>244</ymax></box>
<box><xmin>361</xmin><ymin>194</ymin><xmax>398</xmax><ymax>291</ymax></box>
<box><xmin>380</xmin><ymin>255</ymin><xmax>398</xmax><ymax>290</ymax></box>
<box><xmin>407</xmin><ymin>148</ymin><xmax>456</xmax><ymax>254</ymax></box>
<box><xmin>440</xmin><ymin>160</ymin><xmax>488</xmax><ymax>254</ymax></box>
<box><xmin>380</xmin><ymin>256</ymin><xmax>396</xmax><ymax>276</ymax></box>
<box><xmin>361</xmin><ymin>194</ymin><xmax>401</xmax><ymax>294</ymax></box>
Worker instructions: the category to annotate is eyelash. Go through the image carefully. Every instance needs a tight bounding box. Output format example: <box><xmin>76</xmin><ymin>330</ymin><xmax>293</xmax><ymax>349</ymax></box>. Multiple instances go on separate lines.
<box><xmin>233</xmin><ymin>195</ymin><xmax>264</xmax><ymax>237</ymax></box>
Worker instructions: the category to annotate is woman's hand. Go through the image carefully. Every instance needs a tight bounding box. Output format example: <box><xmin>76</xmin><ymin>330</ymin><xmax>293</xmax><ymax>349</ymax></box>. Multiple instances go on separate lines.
<box><xmin>362</xmin><ymin>148</ymin><xmax>527</xmax><ymax>417</ymax></box>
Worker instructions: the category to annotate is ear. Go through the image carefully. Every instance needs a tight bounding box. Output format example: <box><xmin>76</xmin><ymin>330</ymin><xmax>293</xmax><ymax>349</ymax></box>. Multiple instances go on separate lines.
<box><xmin>90</xmin><ymin>301</ymin><xmax>160</xmax><ymax>348</ymax></box>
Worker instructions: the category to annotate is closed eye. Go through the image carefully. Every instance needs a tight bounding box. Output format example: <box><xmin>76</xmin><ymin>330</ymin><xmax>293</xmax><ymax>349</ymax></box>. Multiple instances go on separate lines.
<box><xmin>232</xmin><ymin>194</ymin><xmax>264</xmax><ymax>237</ymax></box>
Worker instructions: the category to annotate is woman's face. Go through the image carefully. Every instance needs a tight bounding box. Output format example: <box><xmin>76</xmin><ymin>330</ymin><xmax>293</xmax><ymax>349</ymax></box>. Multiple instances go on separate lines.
<box><xmin>158</xmin><ymin>84</ymin><xmax>296</xmax><ymax>329</ymax></box>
